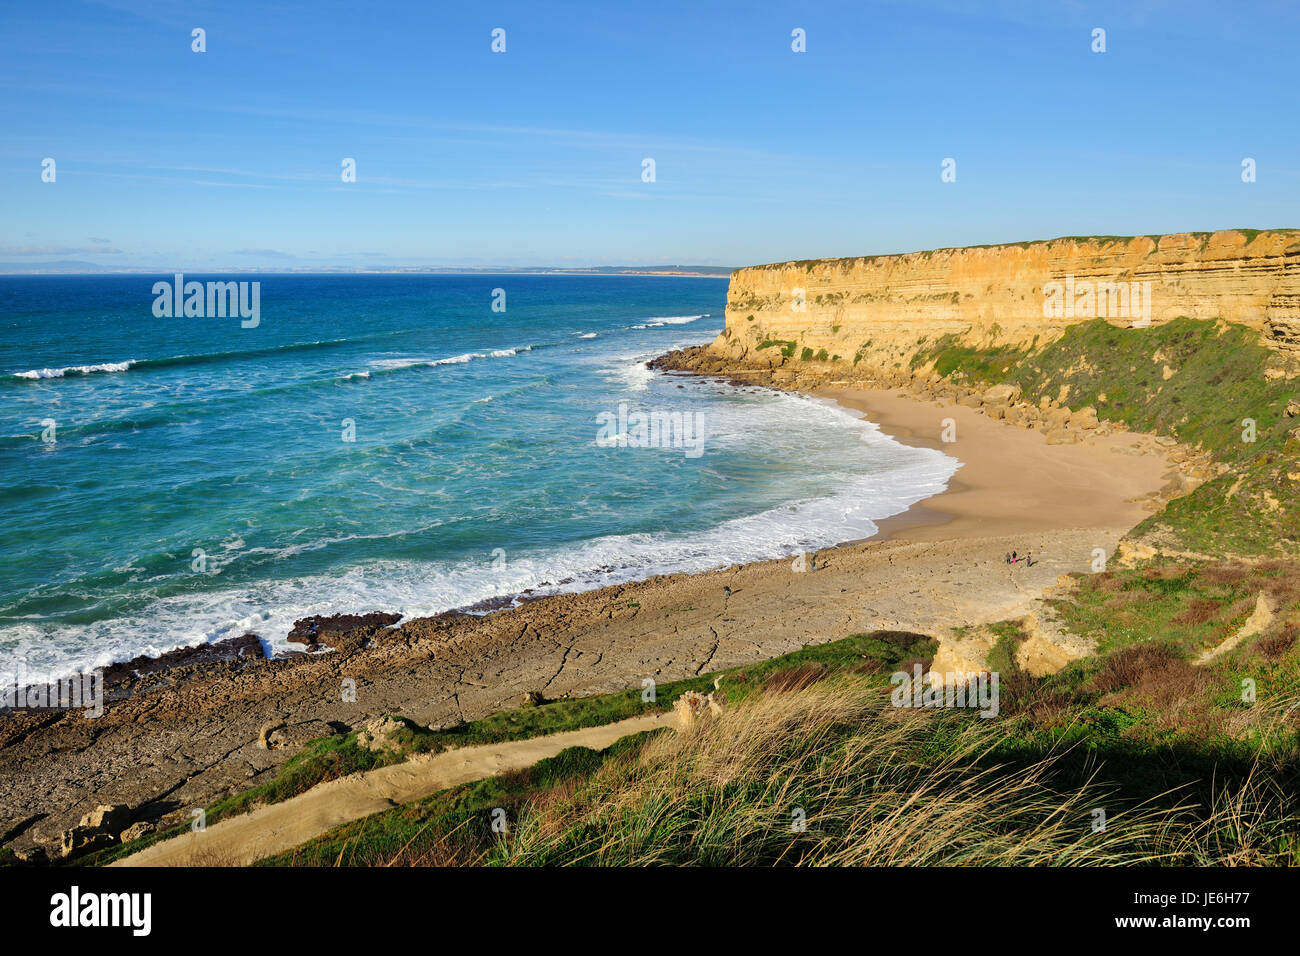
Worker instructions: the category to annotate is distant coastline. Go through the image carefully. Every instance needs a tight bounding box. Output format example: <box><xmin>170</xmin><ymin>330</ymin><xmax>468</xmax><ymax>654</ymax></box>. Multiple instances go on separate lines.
<box><xmin>0</xmin><ymin>265</ymin><xmax>735</xmax><ymax>278</ymax></box>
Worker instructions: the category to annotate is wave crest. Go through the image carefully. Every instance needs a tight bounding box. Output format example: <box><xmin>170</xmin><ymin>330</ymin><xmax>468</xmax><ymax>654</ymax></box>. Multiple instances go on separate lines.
<box><xmin>13</xmin><ymin>361</ymin><xmax>134</xmax><ymax>380</ymax></box>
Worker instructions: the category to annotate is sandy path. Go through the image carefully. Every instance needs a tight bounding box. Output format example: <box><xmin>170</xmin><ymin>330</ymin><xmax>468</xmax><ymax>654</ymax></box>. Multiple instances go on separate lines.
<box><xmin>113</xmin><ymin>712</ymin><xmax>674</xmax><ymax>867</ymax></box>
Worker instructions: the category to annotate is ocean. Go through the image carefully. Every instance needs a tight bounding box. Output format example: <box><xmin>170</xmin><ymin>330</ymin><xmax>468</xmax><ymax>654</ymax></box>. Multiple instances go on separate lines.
<box><xmin>0</xmin><ymin>274</ymin><xmax>959</xmax><ymax>681</ymax></box>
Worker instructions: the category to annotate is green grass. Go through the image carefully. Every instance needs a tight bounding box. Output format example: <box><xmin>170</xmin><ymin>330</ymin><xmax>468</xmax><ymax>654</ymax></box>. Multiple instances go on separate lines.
<box><xmin>1050</xmin><ymin>559</ymin><xmax>1299</xmax><ymax>658</ymax></box>
<box><xmin>757</xmin><ymin>339</ymin><xmax>797</xmax><ymax>358</ymax></box>
<box><xmin>257</xmin><ymin>732</ymin><xmax>664</xmax><ymax>867</ymax></box>
<box><xmin>909</xmin><ymin>336</ymin><xmax>1027</xmax><ymax>380</ymax></box>
<box><xmin>986</xmin><ymin>620</ymin><xmax>1027</xmax><ymax>675</ymax></box>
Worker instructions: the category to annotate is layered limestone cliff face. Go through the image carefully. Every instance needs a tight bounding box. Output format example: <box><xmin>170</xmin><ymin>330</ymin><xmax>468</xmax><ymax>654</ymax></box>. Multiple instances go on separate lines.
<box><xmin>704</xmin><ymin>230</ymin><xmax>1300</xmax><ymax>375</ymax></box>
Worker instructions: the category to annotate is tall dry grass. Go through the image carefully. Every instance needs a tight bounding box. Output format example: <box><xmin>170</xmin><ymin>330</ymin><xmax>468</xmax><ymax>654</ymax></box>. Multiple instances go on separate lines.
<box><xmin>483</xmin><ymin>679</ymin><xmax>1297</xmax><ymax>867</ymax></box>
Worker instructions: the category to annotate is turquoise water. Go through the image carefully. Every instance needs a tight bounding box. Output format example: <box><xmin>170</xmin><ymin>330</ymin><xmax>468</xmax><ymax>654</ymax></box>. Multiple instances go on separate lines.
<box><xmin>0</xmin><ymin>275</ymin><xmax>958</xmax><ymax>680</ymax></box>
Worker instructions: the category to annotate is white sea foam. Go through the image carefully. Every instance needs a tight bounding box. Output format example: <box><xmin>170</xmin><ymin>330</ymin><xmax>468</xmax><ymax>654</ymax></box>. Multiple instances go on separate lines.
<box><xmin>368</xmin><ymin>345</ymin><xmax>531</xmax><ymax>372</ymax></box>
<box><xmin>609</xmin><ymin>359</ymin><xmax>655</xmax><ymax>390</ymax></box>
<box><xmin>0</xmin><ymin>384</ymin><xmax>959</xmax><ymax>682</ymax></box>
<box><xmin>13</xmin><ymin>360</ymin><xmax>134</xmax><ymax>380</ymax></box>
<box><xmin>642</xmin><ymin>314</ymin><xmax>705</xmax><ymax>327</ymax></box>
<box><xmin>430</xmin><ymin>346</ymin><xmax>530</xmax><ymax>365</ymax></box>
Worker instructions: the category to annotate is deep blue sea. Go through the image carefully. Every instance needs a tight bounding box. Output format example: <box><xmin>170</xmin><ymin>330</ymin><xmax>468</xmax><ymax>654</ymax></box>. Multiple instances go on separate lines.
<box><xmin>0</xmin><ymin>274</ymin><xmax>958</xmax><ymax>680</ymax></box>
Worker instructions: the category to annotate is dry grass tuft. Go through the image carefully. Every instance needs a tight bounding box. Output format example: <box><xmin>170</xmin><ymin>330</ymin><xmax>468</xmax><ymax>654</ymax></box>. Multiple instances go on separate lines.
<box><xmin>1199</xmin><ymin>563</ymin><xmax>1250</xmax><ymax>587</ymax></box>
<box><xmin>763</xmin><ymin>663</ymin><xmax>829</xmax><ymax>694</ymax></box>
<box><xmin>1094</xmin><ymin>572</ymin><xmax>1129</xmax><ymax>593</ymax></box>
<box><xmin>1171</xmin><ymin>598</ymin><xmax>1224</xmax><ymax>627</ymax></box>
<box><xmin>1260</xmin><ymin>569</ymin><xmax>1300</xmax><ymax>605</ymax></box>
<box><xmin>1090</xmin><ymin>642</ymin><xmax>1183</xmax><ymax>694</ymax></box>
<box><xmin>381</xmin><ymin>818</ymin><xmax>489</xmax><ymax>867</ymax></box>
<box><xmin>1143</xmin><ymin>564</ymin><xmax>1190</xmax><ymax>582</ymax></box>
<box><xmin>489</xmin><ymin>680</ymin><xmax>1280</xmax><ymax>867</ymax></box>
<box><xmin>1256</xmin><ymin>624</ymin><xmax>1299</xmax><ymax>662</ymax></box>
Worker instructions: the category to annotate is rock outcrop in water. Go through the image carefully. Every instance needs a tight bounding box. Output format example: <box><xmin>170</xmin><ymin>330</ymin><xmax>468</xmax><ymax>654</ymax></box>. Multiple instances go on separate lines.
<box><xmin>665</xmin><ymin>231</ymin><xmax>1300</xmax><ymax>384</ymax></box>
<box><xmin>287</xmin><ymin>611</ymin><xmax>402</xmax><ymax>650</ymax></box>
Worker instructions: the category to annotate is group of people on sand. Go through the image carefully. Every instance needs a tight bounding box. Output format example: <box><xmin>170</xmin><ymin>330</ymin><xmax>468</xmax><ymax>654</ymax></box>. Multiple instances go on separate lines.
<box><xmin>1005</xmin><ymin>550</ymin><xmax>1035</xmax><ymax>567</ymax></box>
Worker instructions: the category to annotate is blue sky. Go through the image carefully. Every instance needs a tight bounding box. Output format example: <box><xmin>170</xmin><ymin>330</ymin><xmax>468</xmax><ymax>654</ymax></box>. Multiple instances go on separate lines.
<box><xmin>1</xmin><ymin>0</ymin><xmax>1297</xmax><ymax>270</ymax></box>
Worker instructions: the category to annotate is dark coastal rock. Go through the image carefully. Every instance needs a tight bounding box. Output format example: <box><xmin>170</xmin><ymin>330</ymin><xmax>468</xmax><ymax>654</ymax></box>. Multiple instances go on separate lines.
<box><xmin>101</xmin><ymin>633</ymin><xmax>265</xmax><ymax>689</ymax></box>
<box><xmin>287</xmin><ymin>611</ymin><xmax>402</xmax><ymax>649</ymax></box>
<box><xmin>13</xmin><ymin>845</ymin><xmax>48</xmax><ymax>864</ymax></box>
<box><xmin>648</xmin><ymin>346</ymin><xmax>710</xmax><ymax>373</ymax></box>
<box><xmin>454</xmin><ymin>595</ymin><xmax>519</xmax><ymax>615</ymax></box>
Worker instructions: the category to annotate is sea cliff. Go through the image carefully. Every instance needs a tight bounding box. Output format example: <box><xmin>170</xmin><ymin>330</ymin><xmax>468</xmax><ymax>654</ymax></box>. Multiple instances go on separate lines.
<box><xmin>678</xmin><ymin>230</ymin><xmax>1300</xmax><ymax>386</ymax></box>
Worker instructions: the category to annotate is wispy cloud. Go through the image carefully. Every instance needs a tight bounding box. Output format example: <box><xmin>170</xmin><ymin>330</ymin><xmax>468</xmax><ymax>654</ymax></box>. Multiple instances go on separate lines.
<box><xmin>0</xmin><ymin>244</ymin><xmax>122</xmax><ymax>256</ymax></box>
<box><xmin>228</xmin><ymin>249</ymin><xmax>297</xmax><ymax>258</ymax></box>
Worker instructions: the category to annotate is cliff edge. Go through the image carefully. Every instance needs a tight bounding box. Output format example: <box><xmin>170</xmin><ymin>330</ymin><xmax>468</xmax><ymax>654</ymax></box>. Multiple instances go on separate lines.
<box><xmin>689</xmin><ymin>230</ymin><xmax>1300</xmax><ymax>383</ymax></box>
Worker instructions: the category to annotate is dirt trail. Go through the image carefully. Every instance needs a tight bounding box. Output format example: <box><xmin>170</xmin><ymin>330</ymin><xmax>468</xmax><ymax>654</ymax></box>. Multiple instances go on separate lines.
<box><xmin>114</xmin><ymin>712</ymin><xmax>674</xmax><ymax>867</ymax></box>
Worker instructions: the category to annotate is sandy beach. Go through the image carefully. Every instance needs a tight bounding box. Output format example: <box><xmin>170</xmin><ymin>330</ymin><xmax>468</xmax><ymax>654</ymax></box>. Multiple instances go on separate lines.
<box><xmin>819</xmin><ymin>387</ymin><xmax>1175</xmax><ymax>543</ymax></box>
<box><xmin>0</xmin><ymin>383</ymin><xmax>1182</xmax><ymax>859</ymax></box>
